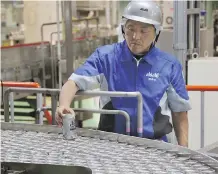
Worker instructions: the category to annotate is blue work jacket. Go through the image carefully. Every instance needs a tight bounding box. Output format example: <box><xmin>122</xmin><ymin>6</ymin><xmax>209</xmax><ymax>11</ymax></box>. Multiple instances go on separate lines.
<box><xmin>69</xmin><ymin>40</ymin><xmax>191</xmax><ymax>141</ymax></box>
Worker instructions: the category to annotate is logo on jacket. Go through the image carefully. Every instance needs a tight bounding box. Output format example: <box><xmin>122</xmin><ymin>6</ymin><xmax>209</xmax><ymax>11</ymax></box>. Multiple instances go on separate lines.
<box><xmin>146</xmin><ymin>72</ymin><xmax>159</xmax><ymax>81</ymax></box>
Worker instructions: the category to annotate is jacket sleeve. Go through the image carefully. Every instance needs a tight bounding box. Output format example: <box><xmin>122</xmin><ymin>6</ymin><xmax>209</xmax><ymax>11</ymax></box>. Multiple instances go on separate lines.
<box><xmin>167</xmin><ymin>60</ymin><xmax>192</xmax><ymax>112</ymax></box>
<box><xmin>68</xmin><ymin>49</ymin><xmax>103</xmax><ymax>90</ymax></box>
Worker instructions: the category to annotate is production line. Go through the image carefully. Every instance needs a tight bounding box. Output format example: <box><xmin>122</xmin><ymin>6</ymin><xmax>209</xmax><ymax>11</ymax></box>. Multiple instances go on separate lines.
<box><xmin>1</xmin><ymin>87</ymin><xmax>218</xmax><ymax>174</ymax></box>
<box><xmin>1</xmin><ymin>122</ymin><xmax>218</xmax><ymax>174</ymax></box>
<box><xmin>1</xmin><ymin>0</ymin><xmax>218</xmax><ymax>174</ymax></box>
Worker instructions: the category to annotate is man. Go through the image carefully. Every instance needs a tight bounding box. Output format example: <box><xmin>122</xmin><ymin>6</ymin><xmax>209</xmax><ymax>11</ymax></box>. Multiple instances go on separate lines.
<box><xmin>56</xmin><ymin>1</ymin><xmax>191</xmax><ymax>147</ymax></box>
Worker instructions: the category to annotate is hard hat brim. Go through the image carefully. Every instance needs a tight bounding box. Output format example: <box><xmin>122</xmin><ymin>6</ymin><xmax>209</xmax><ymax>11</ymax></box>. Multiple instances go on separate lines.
<box><xmin>122</xmin><ymin>15</ymin><xmax>161</xmax><ymax>27</ymax></box>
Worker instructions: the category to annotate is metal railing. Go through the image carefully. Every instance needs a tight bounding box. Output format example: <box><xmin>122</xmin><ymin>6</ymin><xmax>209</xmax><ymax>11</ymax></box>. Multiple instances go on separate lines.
<box><xmin>3</xmin><ymin>87</ymin><xmax>143</xmax><ymax>137</ymax></box>
<box><xmin>1</xmin><ymin>82</ymin><xmax>52</xmax><ymax>124</ymax></box>
<box><xmin>36</xmin><ymin>106</ymin><xmax>131</xmax><ymax>135</ymax></box>
<box><xmin>186</xmin><ymin>85</ymin><xmax>218</xmax><ymax>148</ymax></box>
<box><xmin>4</xmin><ymin>85</ymin><xmax>217</xmax><ymax>140</ymax></box>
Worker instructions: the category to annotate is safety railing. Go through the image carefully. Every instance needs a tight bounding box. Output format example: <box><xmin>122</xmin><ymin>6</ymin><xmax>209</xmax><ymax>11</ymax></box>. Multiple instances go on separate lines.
<box><xmin>186</xmin><ymin>85</ymin><xmax>218</xmax><ymax>148</ymax></box>
<box><xmin>3</xmin><ymin>87</ymin><xmax>143</xmax><ymax>137</ymax></box>
<box><xmin>1</xmin><ymin>82</ymin><xmax>52</xmax><ymax>124</ymax></box>
<box><xmin>36</xmin><ymin>106</ymin><xmax>131</xmax><ymax>135</ymax></box>
<box><xmin>4</xmin><ymin>85</ymin><xmax>217</xmax><ymax>140</ymax></box>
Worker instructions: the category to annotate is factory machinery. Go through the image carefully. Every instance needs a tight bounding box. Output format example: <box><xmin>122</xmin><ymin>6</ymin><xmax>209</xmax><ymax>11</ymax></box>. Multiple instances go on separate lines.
<box><xmin>1</xmin><ymin>1</ymin><xmax>218</xmax><ymax>173</ymax></box>
<box><xmin>1</xmin><ymin>16</ymin><xmax>117</xmax><ymax>123</ymax></box>
<box><xmin>0</xmin><ymin>19</ymin><xmax>117</xmax><ymax>99</ymax></box>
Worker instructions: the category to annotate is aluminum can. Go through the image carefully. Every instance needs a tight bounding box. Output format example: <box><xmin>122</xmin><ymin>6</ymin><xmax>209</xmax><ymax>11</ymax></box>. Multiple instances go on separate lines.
<box><xmin>62</xmin><ymin>113</ymin><xmax>76</xmax><ymax>140</ymax></box>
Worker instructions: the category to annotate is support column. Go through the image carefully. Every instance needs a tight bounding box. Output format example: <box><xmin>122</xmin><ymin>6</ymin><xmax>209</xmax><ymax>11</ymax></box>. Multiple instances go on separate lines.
<box><xmin>173</xmin><ymin>1</ymin><xmax>188</xmax><ymax>80</ymax></box>
<box><xmin>62</xmin><ymin>1</ymin><xmax>74</xmax><ymax>77</ymax></box>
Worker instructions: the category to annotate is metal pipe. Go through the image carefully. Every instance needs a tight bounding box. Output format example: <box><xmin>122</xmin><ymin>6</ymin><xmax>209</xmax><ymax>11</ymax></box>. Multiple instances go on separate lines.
<box><xmin>4</xmin><ymin>87</ymin><xmax>143</xmax><ymax>137</ymax></box>
<box><xmin>41</xmin><ymin>18</ymin><xmax>99</xmax><ymax>30</ymax></box>
<box><xmin>40</xmin><ymin>29</ymin><xmax>46</xmax><ymax>86</ymax></box>
<box><xmin>50</xmin><ymin>31</ymin><xmax>62</xmax><ymax>89</ymax></box>
<box><xmin>40</xmin><ymin>26</ymin><xmax>47</xmax><ymax>105</ymax></box>
<box><xmin>50</xmin><ymin>32</ymin><xmax>56</xmax><ymax>89</ymax></box>
<box><xmin>56</xmin><ymin>0</ymin><xmax>62</xmax><ymax>89</ymax></box>
<box><xmin>187</xmin><ymin>85</ymin><xmax>218</xmax><ymax>91</ymax></box>
<box><xmin>189</xmin><ymin>1</ymin><xmax>194</xmax><ymax>52</ymax></box>
<box><xmin>36</xmin><ymin>93</ymin><xmax>43</xmax><ymax>125</ymax></box>
<box><xmin>201</xmin><ymin>91</ymin><xmax>205</xmax><ymax>148</ymax></box>
<box><xmin>36</xmin><ymin>106</ymin><xmax>131</xmax><ymax>135</ymax></box>
<box><xmin>137</xmin><ymin>92</ymin><xmax>143</xmax><ymax>137</ymax></box>
<box><xmin>9</xmin><ymin>92</ymin><xmax>14</xmax><ymax>122</ymax></box>
<box><xmin>2</xmin><ymin>82</ymin><xmax>40</xmax><ymax>88</ymax></box>
<box><xmin>4</xmin><ymin>89</ymin><xmax>10</xmax><ymax>122</ymax></box>
<box><xmin>36</xmin><ymin>107</ymin><xmax>49</xmax><ymax>124</ymax></box>
<box><xmin>51</xmin><ymin>94</ymin><xmax>57</xmax><ymax>125</ymax></box>
<box><xmin>75</xmin><ymin>108</ymin><xmax>131</xmax><ymax>135</ymax></box>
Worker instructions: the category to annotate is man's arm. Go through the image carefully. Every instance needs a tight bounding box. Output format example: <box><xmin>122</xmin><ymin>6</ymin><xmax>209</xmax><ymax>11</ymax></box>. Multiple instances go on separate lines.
<box><xmin>167</xmin><ymin>60</ymin><xmax>191</xmax><ymax>147</ymax></box>
<box><xmin>172</xmin><ymin>111</ymin><xmax>189</xmax><ymax>147</ymax></box>
<box><xmin>59</xmin><ymin>49</ymin><xmax>102</xmax><ymax>107</ymax></box>
<box><xmin>59</xmin><ymin>80</ymin><xmax>79</xmax><ymax>107</ymax></box>
<box><xmin>56</xmin><ymin>49</ymin><xmax>103</xmax><ymax>125</ymax></box>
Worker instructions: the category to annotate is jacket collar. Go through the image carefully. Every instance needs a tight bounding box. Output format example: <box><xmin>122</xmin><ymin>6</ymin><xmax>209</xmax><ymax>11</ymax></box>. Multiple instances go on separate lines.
<box><xmin>120</xmin><ymin>40</ymin><xmax>157</xmax><ymax>65</ymax></box>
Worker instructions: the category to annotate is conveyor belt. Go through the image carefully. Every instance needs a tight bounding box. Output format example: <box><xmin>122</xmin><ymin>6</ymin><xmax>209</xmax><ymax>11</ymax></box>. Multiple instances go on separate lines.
<box><xmin>1</xmin><ymin>122</ymin><xmax>218</xmax><ymax>174</ymax></box>
<box><xmin>199</xmin><ymin>142</ymin><xmax>218</xmax><ymax>161</ymax></box>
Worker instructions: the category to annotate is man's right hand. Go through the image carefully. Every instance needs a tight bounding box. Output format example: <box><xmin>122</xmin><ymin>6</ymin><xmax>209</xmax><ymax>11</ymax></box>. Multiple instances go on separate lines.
<box><xmin>55</xmin><ymin>106</ymin><xmax>75</xmax><ymax>126</ymax></box>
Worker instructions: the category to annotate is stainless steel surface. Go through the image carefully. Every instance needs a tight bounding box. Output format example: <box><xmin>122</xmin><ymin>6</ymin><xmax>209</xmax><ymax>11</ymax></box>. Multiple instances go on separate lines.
<box><xmin>199</xmin><ymin>142</ymin><xmax>218</xmax><ymax>161</ymax></box>
<box><xmin>4</xmin><ymin>87</ymin><xmax>143</xmax><ymax>137</ymax></box>
<box><xmin>1</xmin><ymin>43</ymin><xmax>50</xmax><ymax>83</ymax></box>
<box><xmin>1</xmin><ymin>35</ymin><xmax>117</xmax><ymax>94</ymax></box>
<box><xmin>199</xmin><ymin>142</ymin><xmax>218</xmax><ymax>154</ymax></box>
<box><xmin>1</xmin><ymin>122</ymin><xmax>218</xmax><ymax>174</ymax></box>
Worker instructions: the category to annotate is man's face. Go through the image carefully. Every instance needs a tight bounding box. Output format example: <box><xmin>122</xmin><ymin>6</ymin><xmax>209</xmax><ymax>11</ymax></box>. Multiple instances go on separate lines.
<box><xmin>124</xmin><ymin>20</ymin><xmax>156</xmax><ymax>55</ymax></box>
